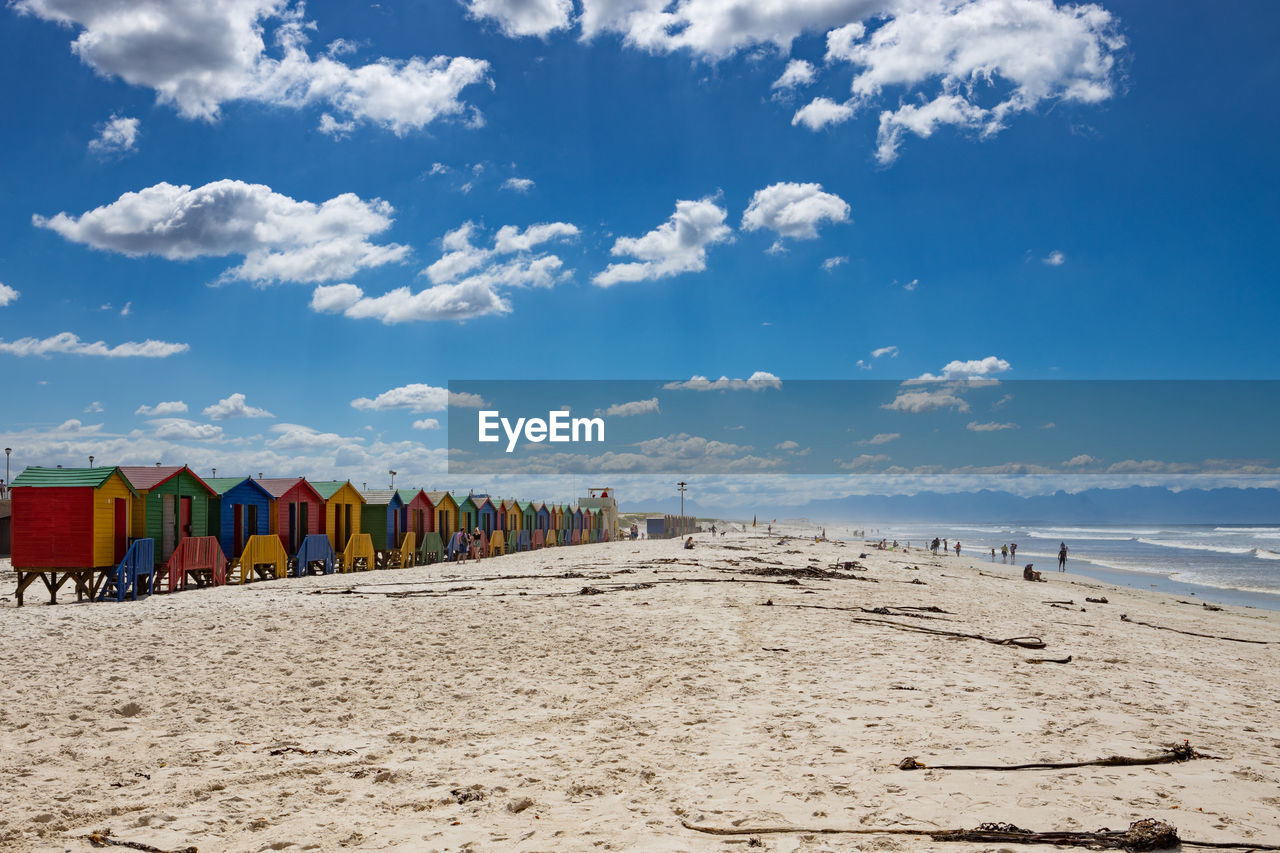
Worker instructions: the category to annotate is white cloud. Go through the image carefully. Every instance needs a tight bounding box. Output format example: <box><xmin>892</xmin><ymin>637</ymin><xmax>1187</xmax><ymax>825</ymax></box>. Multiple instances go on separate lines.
<box><xmin>1063</xmin><ymin>453</ymin><xmax>1097</xmax><ymax>466</ymax></box>
<box><xmin>792</xmin><ymin>97</ymin><xmax>855</xmax><ymax>131</ymax></box>
<box><xmin>772</xmin><ymin>58</ymin><xmax>816</xmax><ymax>91</ymax></box>
<box><xmin>593</xmin><ymin>198</ymin><xmax>732</xmax><ymax>287</ymax></box>
<box><xmin>135</xmin><ymin>400</ymin><xmax>189</xmax><ymax>417</ymax></box>
<box><xmin>871</xmin><ymin>345</ymin><xmax>898</xmax><ymax>359</ymax></box>
<box><xmin>966</xmin><ymin>420</ymin><xmax>1018</xmax><ymax>431</ymax></box>
<box><xmin>203</xmin><ymin>393</ymin><xmax>274</xmax><ymax>420</ymax></box>
<box><xmin>120</xmin><ymin>301</ymin><xmax>132</xmax><ymax>316</ymax></box>
<box><xmin>821</xmin><ymin>256</ymin><xmax>848</xmax><ymax>271</ymax></box>
<box><xmin>15</xmin><ymin>0</ymin><xmax>491</xmax><ymax>134</ymax></box>
<box><xmin>596</xmin><ymin>397</ymin><xmax>660</xmax><ymax>417</ymax></box>
<box><xmin>150</xmin><ymin>418</ymin><xmax>224</xmax><ymax>441</ymax></box>
<box><xmin>350</xmin><ymin>384</ymin><xmax>487</xmax><ymax>413</ymax></box>
<box><xmin>839</xmin><ymin>452</ymin><xmax>891</xmax><ymax>470</ymax></box>
<box><xmin>0</xmin><ymin>332</ymin><xmax>188</xmax><ymax>358</ymax></box>
<box><xmin>314</xmin><ymin>221</ymin><xmax>578</xmax><ymax>324</ymax></box>
<box><xmin>883</xmin><ymin>388</ymin><xmax>971</xmax><ymax>413</ymax></box>
<box><xmin>88</xmin><ymin>114</ymin><xmax>139</xmax><ymax>155</ymax></box>
<box><xmin>501</xmin><ymin>177</ymin><xmax>535</xmax><ymax>193</ymax></box>
<box><xmin>913</xmin><ymin>356</ymin><xmax>1011</xmax><ymax>381</ymax></box>
<box><xmin>265</xmin><ymin>422</ymin><xmax>358</xmax><ymax>451</ymax></box>
<box><xmin>1043</xmin><ymin>249</ymin><xmax>1066</xmax><ymax>265</ymax></box>
<box><xmin>579</xmin><ymin>0</ymin><xmax>889</xmax><ymax>59</ymax></box>
<box><xmin>465</xmin><ymin>0</ymin><xmax>573</xmax><ymax>37</ymax></box>
<box><xmin>34</xmin><ymin>180</ymin><xmax>409</xmax><ymax>285</ymax></box>
<box><xmin>633</xmin><ymin>433</ymin><xmax>749</xmax><ymax>459</ymax></box>
<box><xmin>412</xmin><ymin>418</ymin><xmax>441</xmax><ymax>430</ymax></box>
<box><xmin>857</xmin><ymin>432</ymin><xmax>900</xmax><ymax>445</ymax></box>
<box><xmin>903</xmin><ymin>278</ymin><xmax>919</xmax><ymax>291</ymax></box>
<box><xmin>821</xmin><ymin>0</ymin><xmax>1125</xmax><ymax>164</ymax></box>
<box><xmin>0</xmin><ymin>283</ymin><xmax>18</xmax><ymax>306</ymax></box>
<box><xmin>83</xmin><ymin>401</ymin><xmax>104</xmax><ymax>413</ymax></box>
<box><xmin>742</xmin><ymin>182</ymin><xmax>850</xmax><ymax>243</ymax></box>
<box><xmin>663</xmin><ymin>371</ymin><xmax>782</xmax><ymax>391</ymax></box>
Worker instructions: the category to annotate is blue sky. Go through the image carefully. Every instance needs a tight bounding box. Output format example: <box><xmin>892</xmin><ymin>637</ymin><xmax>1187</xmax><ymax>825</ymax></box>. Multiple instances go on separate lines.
<box><xmin>1</xmin><ymin>0</ymin><xmax>1277</xmax><ymax>503</ymax></box>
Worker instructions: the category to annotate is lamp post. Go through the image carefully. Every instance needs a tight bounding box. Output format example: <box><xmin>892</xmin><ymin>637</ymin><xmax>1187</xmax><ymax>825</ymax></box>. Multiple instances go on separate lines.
<box><xmin>389</xmin><ymin>470</ymin><xmax>397</xmax><ymax>489</ymax></box>
<box><xmin>89</xmin><ymin>455</ymin><xmax>94</xmax><ymax>468</ymax></box>
<box><xmin>4</xmin><ymin>447</ymin><xmax>10</xmax><ymax>491</ymax></box>
<box><xmin>677</xmin><ymin>480</ymin><xmax>688</xmax><ymax>528</ymax></box>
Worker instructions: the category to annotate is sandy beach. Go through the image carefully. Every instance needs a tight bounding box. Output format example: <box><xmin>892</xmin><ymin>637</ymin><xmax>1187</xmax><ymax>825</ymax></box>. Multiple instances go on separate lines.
<box><xmin>1</xmin><ymin>529</ymin><xmax>1278</xmax><ymax>852</ymax></box>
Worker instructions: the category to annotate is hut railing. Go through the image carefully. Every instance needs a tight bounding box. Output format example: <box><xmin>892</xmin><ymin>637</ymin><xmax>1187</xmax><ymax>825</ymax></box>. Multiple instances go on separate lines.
<box><xmin>233</xmin><ymin>535</ymin><xmax>288</xmax><ymax>583</ymax></box>
<box><xmin>296</xmin><ymin>534</ymin><xmax>335</xmax><ymax>576</ymax></box>
<box><xmin>396</xmin><ymin>531</ymin><xmax>416</xmax><ymax>568</ymax></box>
<box><xmin>160</xmin><ymin>536</ymin><xmax>225</xmax><ymax>591</ymax></box>
<box><xmin>341</xmin><ymin>533</ymin><xmax>374</xmax><ymax>572</ymax></box>
<box><xmin>100</xmin><ymin>538</ymin><xmax>155</xmax><ymax>602</ymax></box>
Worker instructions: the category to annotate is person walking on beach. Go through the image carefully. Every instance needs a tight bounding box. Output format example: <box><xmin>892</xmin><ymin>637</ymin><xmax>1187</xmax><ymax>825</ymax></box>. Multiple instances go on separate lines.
<box><xmin>942</xmin><ymin>538</ymin><xmax>948</xmax><ymax>554</ymax></box>
<box><xmin>473</xmin><ymin>526</ymin><xmax>484</xmax><ymax>562</ymax></box>
<box><xmin>1010</xmin><ymin>542</ymin><xmax>1018</xmax><ymax>561</ymax></box>
<box><xmin>1058</xmin><ymin>542</ymin><xmax>1068</xmax><ymax>571</ymax></box>
<box><xmin>1001</xmin><ymin>543</ymin><xmax>1008</xmax><ymax>563</ymax></box>
<box><xmin>954</xmin><ymin>540</ymin><xmax>961</xmax><ymax>557</ymax></box>
<box><xmin>931</xmin><ymin>537</ymin><xmax>940</xmax><ymax>555</ymax></box>
<box><xmin>990</xmin><ymin>547</ymin><xmax>996</xmax><ymax>561</ymax></box>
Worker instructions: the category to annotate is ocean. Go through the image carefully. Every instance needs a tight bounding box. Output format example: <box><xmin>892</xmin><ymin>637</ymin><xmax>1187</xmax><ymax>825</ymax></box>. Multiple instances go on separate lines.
<box><xmin>836</xmin><ymin>522</ymin><xmax>1280</xmax><ymax>611</ymax></box>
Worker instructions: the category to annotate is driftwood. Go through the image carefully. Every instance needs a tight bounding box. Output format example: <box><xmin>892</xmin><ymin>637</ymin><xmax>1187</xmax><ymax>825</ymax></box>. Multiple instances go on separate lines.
<box><xmin>767</xmin><ymin>603</ymin><xmax>1046</xmax><ymax>649</ymax></box>
<box><xmin>87</xmin><ymin>831</ymin><xmax>197</xmax><ymax>853</ymax></box>
<box><xmin>1120</xmin><ymin>614</ymin><xmax>1275</xmax><ymax>645</ymax></box>
<box><xmin>896</xmin><ymin>741</ymin><xmax>1217</xmax><ymax>771</ymax></box>
<box><xmin>1025</xmin><ymin>655</ymin><xmax>1074</xmax><ymax>664</ymax></box>
<box><xmin>680</xmin><ymin>818</ymin><xmax>1280</xmax><ymax>851</ymax></box>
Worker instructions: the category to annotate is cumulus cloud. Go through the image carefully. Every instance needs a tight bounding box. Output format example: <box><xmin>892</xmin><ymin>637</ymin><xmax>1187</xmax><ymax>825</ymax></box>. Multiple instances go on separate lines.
<box><xmin>856</xmin><ymin>432</ymin><xmax>900</xmax><ymax>445</ymax></box>
<box><xmin>135</xmin><ymin>400</ymin><xmax>188</xmax><ymax>417</ymax></box>
<box><xmin>412</xmin><ymin>418</ymin><xmax>441</xmax><ymax>430</ymax></box>
<box><xmin>203</xmin><ymin>393</ymin><xmax>274</xmax><ymax>420</ymax></box>
<box><xmin>742</xmin><ymin>182</ymin><xmax>850</xmax><ymax>244</ymax></box>
<box><xmin>0</xmin><ymin>332</ymin><xmax>188</xmax><ymax>358</ymax></box>
<box><xmin>821</xmin><ymin>256</ymin><xmax>848</xmax><ymax>271</ymax></box>
<box><xmin>816</xmin><ymin>0</ymin><xmax>1126</xmax><ymax>164</ymax></box>
<box><xmin>1063</xmin><ymin>453</ymin><xmax>1097</xmax><ymax>466</ymax></box>
<box><xmin>883</xmin><ymin>388</ymin><xmax>971</xmax><ymax>413</ymax></box>
<box><xmin>593</xmin><ymin>198</ymin><xmax>732</xmax><ymax>287</ymax></box>
<box><xmin>792</xmin><ymin>96</ymin><xmax>855</xmax><ymax>131</ymax></box>
<box><xmin>596</xmin><ymin>397</ymin><xmax>660</xmax><ymax>417</ymax></box>
<box><xmin>839</xmin><ymin>452</ymin><xmax>891</xmax><ymax>470</ymax></box>
<box><xmin>350</xmin><ymin>383</ymin><xmax>487</xmax><ymax>413</ymax></box>
<box><xmin>772</xmin><ymin>58</ymin><xmax>816</xmax><ymax>91</ymax></box>
<box><xmin>1044</xmin><ymin>249</ymin><xmax>1066</xmax><ymax>265</ymax></box>
<box><xmin>313</xmin><ymin>221</ymin><xmax>578</xmax><ymax>324</ymax></box>
<box><xmin>579</xmin><ymin>0</ymin><xmax>888</xmax><ymax>59</ymax></box>
<box><xmin>663</xmin><ymin>371</ymin><xmax>782</xmax><ymax>391</ymax></box>
<box><xmin>265</xmin><ymin>422</ymin><xmax>357</xmax><ymax>451</ymax></box>
<box><xmin>871</xmin><ymin>345</ymin><xmax>898</xmax><ymax>359</ymax></box>
<box><xmin>903</xmin><ymin>278</ymin><xmax>919</xmax><ymax>291</ymax></box>
<box><xmin>88</xmin><ymin>114</ymin><xmax>139</xmax><ymax>155</ymax></box>
<box><xmin>15</xmin><ymin>0</ymin><xmax>491</xmax><ymax>134</ymax></box>
<box><xmin>464</xmin><ymin>0</ymin><xmax>574</xmax><ymax>37</ymax></box>
<box><xmin>34</xmin><ymin>180</ymin><xmax>409</xmax><ymax>285</ymax></box>
<box><xmin>966</xmin><ymin>420</ymin><xmax>1018</xmax><ymax>431</ymax></box>
<box><xmin>501</xmin><ymin>177</ymin><xmax>535</xmax><ymax>193</ymax></box>
<box><xmin>83</xmin><ymin>401</ymin><xmax>104</xmax><ymax>413</ymax></box>
<box><xmin>150</xmin><ymin>418</ymin><xmax>224</xmax><ymax>441</ymax></box>
<box><xmin>913</xmin><ymin>356</ymin><xmax>1011</xmax><ymax>382</ymax></box>
<box><xmin>0</xmin><ymin>283</ymin><xmax>18</xmax><ymax>306</ymax></box>
<box><xmin>633</xmin><ymin>433</ymin><xmax>749</xmax><ymax>459</ymax></box>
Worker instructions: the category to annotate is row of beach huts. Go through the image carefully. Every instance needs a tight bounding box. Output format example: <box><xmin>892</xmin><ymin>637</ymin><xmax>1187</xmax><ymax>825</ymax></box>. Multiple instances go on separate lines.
<box><xmin>5</xmin><ymin>465</ymin><xmax>622</xmax><ymax>606</ymax></box>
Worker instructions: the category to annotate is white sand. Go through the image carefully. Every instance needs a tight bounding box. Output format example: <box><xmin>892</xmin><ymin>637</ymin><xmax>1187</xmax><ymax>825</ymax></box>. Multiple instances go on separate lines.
<box><xmin>1</xmin><ymin>531</ymin><xmax>1278</xmax><ymax>852</ymax></box>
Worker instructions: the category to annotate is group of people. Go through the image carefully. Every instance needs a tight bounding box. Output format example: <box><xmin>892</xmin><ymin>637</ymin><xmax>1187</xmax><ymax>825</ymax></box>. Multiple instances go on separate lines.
<box><xmin>454</xmin><ymin>526</ymin><xmax>486</xmax><ymax>564</ymax></box>
<box><xmin>991</xmin><ymin>542</ymin><xmax>1019</xmax><ymax>563</ymax></box>
<box><xmin>929</xmin><ymin>537</ymin><xmax>961</xmax><ymax>556</ymax></box>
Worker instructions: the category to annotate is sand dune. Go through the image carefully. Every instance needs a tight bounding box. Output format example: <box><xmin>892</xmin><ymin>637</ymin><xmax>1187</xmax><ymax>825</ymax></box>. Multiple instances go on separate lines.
<box><xmin>1</xmin><ymin>530</ymin><xmax>1277</xmax><ymax>852</ymax></box>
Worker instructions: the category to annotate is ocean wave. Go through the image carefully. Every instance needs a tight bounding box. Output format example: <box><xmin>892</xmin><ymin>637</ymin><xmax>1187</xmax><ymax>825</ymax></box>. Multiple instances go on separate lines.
<box><xmin>1255</xmin><ymin>549</ymin><xmax>1280</xmax><ymax>560</ymax></box>
<box><xmin>1136</xmin><ymin>538</ymin><xmax>1254</xmax><ymax>555</ymax></box>
<box><xmin>1213</xmin><ymin>526</ymin><xmax>1280</xmax><ymax>533</ymax></box>
<box><xmin>1027</xmin><ymin>530</ymin><xmax>1136</xmax><ymax>541</ymax></box>
<box><xmin>1029</xmin><ymin>526</ymin><xmax>1165</xmax><ymax>537</ymax></box>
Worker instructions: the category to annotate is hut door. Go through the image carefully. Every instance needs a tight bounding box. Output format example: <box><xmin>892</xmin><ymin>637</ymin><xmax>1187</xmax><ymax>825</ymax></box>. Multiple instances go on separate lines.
<box><xmin>233</xmin><ymin>506</ymin><xmax>244</xmax><ymax>555</ymax></box>
<box><xmin>161</xmin><ymin>495</ymin><xmax>176</xmax><ymax>560</ymax></box>
<box><xmin>247</xmin><ymin>504</ymin><xmax>258</xmax><ymax>538</ymax></box>
<box><xmin>344</xmin><ymin>504</ymin><xmax>352</xmax><ymax>548</ymax></box>
<box><xmin>299</xmin><ymin>502</ymin><xmax>309</xmax><ymax>545</ymax></box>
<box><xmin>113</xmin><ymin>499</ymin><xmax>128</xmax><ymax>562</ymax></box>
<box><xmin>287</xmin><ymin>504</ymin><xmax>297</xmax><ymax>552</ymax></box>
<box><xmin>180</xmin><ymin>496</ymin><xmax>192</xmax><ymax>541</ymax></box>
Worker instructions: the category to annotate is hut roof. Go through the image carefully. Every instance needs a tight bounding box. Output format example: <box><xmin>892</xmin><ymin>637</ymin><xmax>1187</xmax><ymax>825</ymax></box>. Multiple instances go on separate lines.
<box><xmin>426</xmin><ymin>491</ymin><xmax>455</xmax><ymax>506</ymax></box>
<box><xmin>11</xmin><ymin>465</ymin><xmax>138</xmax><ymax>495</ymax></box>
<box><xmin>118</xmin><ymin>465</ymin><xmax>216</xmax><ymax>495</ymax></box>
<box><xmin>398</xmin><ymin>489</ymin><xmax>430</xmax><ymax>506</ymax></box>
<box><xmin>203</xmin><ymin>477</ymin><xmax>273</xmax><ymax>500</ymax></box>
<box><xmin>309</xmin><ymin>480</ymin><xmax>365</xmax><ymax>501</ymax></box>
<box><xmin>361</xmin><ymin>488</ymin><xmax>401</xmax><ymax>506</ymax></box>
<box><xmin>257</xmin><ymin>477</ymin><xmax>320</xmax><ymax>501</ymax></box>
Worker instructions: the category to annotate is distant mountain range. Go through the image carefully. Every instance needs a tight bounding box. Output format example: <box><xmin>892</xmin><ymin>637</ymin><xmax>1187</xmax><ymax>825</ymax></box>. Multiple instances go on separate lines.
<box><xmin>624</xmin><ymin>487</ymin><xmax>1280</xmax><ymax>524</ymax></box>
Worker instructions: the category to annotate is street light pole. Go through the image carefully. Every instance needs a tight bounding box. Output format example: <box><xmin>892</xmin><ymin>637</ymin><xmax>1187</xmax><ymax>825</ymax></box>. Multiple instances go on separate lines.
<box><xmin>677</xmin><ymin>480</ymin><xmax>687</xmax><ymax>527</ymax></box>
<box><xmin>389</xmin><ymin>470</ymin><xmax>397</xmax><ymax>489</ymax></box>
<box><xmin>4</xmin><ymin>447</ymin><xmax>10</xmax><ymax>487</ymax></box>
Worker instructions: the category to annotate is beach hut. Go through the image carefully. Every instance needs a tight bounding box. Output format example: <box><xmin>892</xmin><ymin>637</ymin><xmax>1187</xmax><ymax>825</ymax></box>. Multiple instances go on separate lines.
<box><xmin>358</xmin><ymin>489</ymin><xmax>405</xmax><ymax>552</ymax></box>
<box><xmin>399</xmin><ymin>489</ymin><xmax>434</xmax><ymax>540</ymax></box>
<box><xmin>521</xmin><ymin>500</ymin><xmax>536</xmax><ymax>533</ymax></box>
<box><xmin>310</xmin><ymin>480</ymin><xmax>365</xmax><ymax>552</ymax></box>
<box><xmin>456</xmin><ymin>494</ymin><xmax>479</xmax><ymax>534</ymax></box>
<box><xmin>118</xmin><ymin>466</ymin><xmax>216</xmax><ymax>564</ymax></box>
<box><xmin>475</xmin><ymin>496</ymin><xmax>498</xmax><ymax>535</ymax></box>
<box><xmin>9</xmin><ymin>466</ymin><xmax>139</xmax><ymax>605</ymax></box>
<box><xmin>428</xmin><ymin>491</ymin><xmax>458</xmax><ymax>539</ymax></box>
<box><xmin>536</xmin><ymin>502</ymin><xmax>551</xmax><ymax>533</ymax></box>
<box><xmin>502</xmin><ymin>499</ymin><xmax>520</xmax><ymax>534</ymax></box>
<box><xmin>204</xmin><ymin>477</ymin><xmax>273</xmax><ymax>560</ymax></box>
<box><xmin>259</xmin><ymin>477</ymin><xmax>324</xmax><ymax>555</ymax></box>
